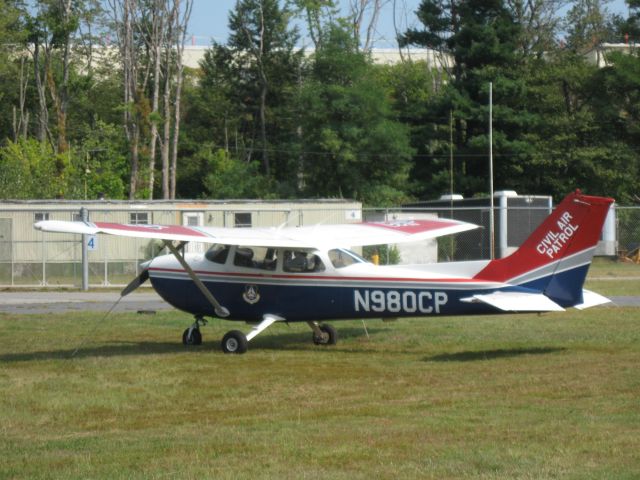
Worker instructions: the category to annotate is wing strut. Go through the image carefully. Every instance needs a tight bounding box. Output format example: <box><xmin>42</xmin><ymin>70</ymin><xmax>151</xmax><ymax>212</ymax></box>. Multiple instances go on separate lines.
<box><xmin>163</xmin><ymin>240</ymin><xmax>230</xmax><ymax>318</ymax></box>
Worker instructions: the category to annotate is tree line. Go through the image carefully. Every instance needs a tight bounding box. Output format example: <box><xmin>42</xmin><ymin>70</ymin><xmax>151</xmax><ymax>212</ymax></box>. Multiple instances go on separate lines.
<box><xmin>0</xmin><ymin>0</ymin><xmax>639</xmax><ymax>205</ymax></box>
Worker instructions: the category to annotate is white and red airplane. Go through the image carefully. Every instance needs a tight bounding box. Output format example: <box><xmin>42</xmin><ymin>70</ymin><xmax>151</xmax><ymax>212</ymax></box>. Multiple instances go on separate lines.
<box><xmin>35</xmin><ymin>190</ymin><xmax>613</xmax><ymax>354</ymax></box>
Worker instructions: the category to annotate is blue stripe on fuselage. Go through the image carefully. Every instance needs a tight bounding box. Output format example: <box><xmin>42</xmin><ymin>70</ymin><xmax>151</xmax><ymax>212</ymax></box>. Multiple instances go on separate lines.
<box><xmin>150</xmin><ymin>276</ymin><xmax>502</xmax><ymax>321</ymax></box>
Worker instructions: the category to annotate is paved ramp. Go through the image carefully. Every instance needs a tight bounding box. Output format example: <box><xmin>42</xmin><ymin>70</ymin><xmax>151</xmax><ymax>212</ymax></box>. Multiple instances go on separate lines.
<box><xmin>0</xmin><ymin>291</ymin><xmax>172</xmax><ymax>314</ymax></box>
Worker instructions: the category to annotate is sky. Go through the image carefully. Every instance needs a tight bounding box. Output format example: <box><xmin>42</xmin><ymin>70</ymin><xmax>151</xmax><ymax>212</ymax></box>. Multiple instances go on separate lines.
<box><xmin>186</xmin><ymin>0</ymin><xmax>422</xmax><ymax>48</ymax></box>
<box><xmin>186</xmin><ymin>0</ymin><xmax>631</xmax><ymax>48</ymax></box>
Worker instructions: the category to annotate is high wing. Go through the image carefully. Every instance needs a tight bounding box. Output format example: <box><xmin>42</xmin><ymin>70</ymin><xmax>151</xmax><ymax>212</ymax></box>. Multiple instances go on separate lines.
<box><xmin>34</xmin><ymin>218</ymin><xmax>477</xmax><ymax>249</ymax></box>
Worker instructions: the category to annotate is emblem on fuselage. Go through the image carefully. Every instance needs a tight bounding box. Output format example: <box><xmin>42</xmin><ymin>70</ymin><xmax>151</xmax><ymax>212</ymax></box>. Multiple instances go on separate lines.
<box><xmin>243</xmin><ymin>285</ymin><xmax>261</xmax><ymax>304</ymax></box>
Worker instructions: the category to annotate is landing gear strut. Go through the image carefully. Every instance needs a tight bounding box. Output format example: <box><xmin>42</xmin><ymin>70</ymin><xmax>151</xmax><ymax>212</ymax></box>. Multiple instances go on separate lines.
<box><xmin>220</xmin><ymin>314</ymin><xmax>284</xmax><ymax>354</ymax></box>
<box><xmin>308</xmin><ymin>321</ymin><xmax>338</xmax><ymax>346</ymax></box>
<box><xmin>182</xmin><ymin>316</ymin><xmax>206</xmax><ymax>346</ymax></box>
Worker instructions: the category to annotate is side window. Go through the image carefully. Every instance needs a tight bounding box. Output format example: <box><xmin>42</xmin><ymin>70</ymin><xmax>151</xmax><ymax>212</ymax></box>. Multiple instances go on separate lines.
<box><xmin>34</xmin><ymin>212</ymin><xmax>50</xmax><ymax>222</ymax></box>
<box><xmin>283</xmin><ymin>251</ymin><xmax>325</xmax><ymax>273</ymax></box>
<box><xmin>233</xmin><ymin>246</ymin><xmax>277</xmax><ymax>270</ymax></box>
<box><xmin>234</xmin><ymin>213</ymin><xmax>252</xmax><ymax>228</ymax></box>
<box><xmin>205</xmin><ymin>244</ymin><xmax>230</xmax><ymax>264</ymax></box>
<box><xmin>130</xmin><ymin>212</ymin><xmax>149</xmax><ymax>225</ymax></box>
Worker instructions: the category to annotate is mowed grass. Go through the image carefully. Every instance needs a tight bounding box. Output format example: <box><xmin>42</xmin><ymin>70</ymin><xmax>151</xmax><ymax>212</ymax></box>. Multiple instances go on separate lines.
<box><xmin>1</xmin><ymin>307</ymin><xmax>639</xmax><ymax>479</ymax></box>
<box><xmin>585</xmin><ymin>258</ymin><xmax>640</xmax><ymax>295</ymax></box>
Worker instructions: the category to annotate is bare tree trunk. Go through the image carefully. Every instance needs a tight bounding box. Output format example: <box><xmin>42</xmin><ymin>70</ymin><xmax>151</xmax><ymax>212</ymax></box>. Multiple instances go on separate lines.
<box><xmin>170</xmin><ymin>0</ymin><xmax>193</xmax><ymax>199</ymax></box>
<box><xmin>349</xmin><ymin>0</ymin><xmax>387</xmax><ymax>51</ymax></box>
<box><xmin>239</xmin><ymin>0</ymin><xmax>269</xmax><ymax>175</ymax></box>
<box><xmin>32</xmin><ymin>42</ymin><xmax>49</xmax><ymax>145</ymax></box>
<box><xmin>110</xmin><ymin>0</ymin><xmax>142</xmax><ymax>198</ymax></box>
<box><xmin>147</xmin><ymin>0</ymin><xmax>165</xmax><ymax>199</ymax></box>
<box><xmin>160</xmin><ymin>1</ymin><xmax>176</xmax><ymax>199</ymax></box>
<box><xmin>13</xmin><ymin>56</ymin><xmax>29</xmax><ymax>141</ymax></box>
<box><xmin>57</xmin><ymin>0</ymin><xmax>73</xmax><ymax>153</ymax></box>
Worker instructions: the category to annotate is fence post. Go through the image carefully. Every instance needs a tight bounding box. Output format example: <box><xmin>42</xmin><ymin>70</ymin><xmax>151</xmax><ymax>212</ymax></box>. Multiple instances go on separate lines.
<box><xmin>80</xmin><ymin>207</ymin><xmax>89</xmax><ymax>291</ymax></box>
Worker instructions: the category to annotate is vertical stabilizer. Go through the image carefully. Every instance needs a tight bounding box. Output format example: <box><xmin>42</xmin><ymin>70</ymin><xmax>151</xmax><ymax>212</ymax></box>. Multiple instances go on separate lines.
<box><xmin>474</xmin><ymin>191</ymin><xmax>614</xmax><ymax>307</ymax></box>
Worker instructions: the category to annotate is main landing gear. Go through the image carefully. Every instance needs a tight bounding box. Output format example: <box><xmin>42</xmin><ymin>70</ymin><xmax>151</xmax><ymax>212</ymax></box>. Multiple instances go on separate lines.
<box><xmin>308</xmin><ymin>321</ymin><xmax>338</xmax><ymax>346</ymax></box>
<box><xmin>182</xmin><ymin>315</ymin><xmax>339</xmax><ymax>354</ymax></box>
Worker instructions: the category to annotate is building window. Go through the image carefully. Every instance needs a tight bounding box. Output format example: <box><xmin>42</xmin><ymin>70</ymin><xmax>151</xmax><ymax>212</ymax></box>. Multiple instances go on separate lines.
<box><xmin>129</xmin><ymin>212</ymin><xmax>149</xmax><ymax>225</ymax></box>
<box><xmin>34</xmin><ymin>212</ymin><xmax>50</xmax><ymax>222</ymax></box>
<box><xmin>234</xmin><ymin>212</ymin><xmax>252</xmax><ymax>228</ymax></box>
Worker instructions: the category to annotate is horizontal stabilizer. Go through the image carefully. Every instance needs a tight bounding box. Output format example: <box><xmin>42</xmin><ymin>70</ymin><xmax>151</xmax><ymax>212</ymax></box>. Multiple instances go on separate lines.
<box><xmin>574</xmin><ymin>289</ymin><xmax>611</xmax><ymax>310</ymax></box>
<box><xmin>460</xmin><ymin>291</ymin><xmax>565</xmax><ymax>312</ymax></box>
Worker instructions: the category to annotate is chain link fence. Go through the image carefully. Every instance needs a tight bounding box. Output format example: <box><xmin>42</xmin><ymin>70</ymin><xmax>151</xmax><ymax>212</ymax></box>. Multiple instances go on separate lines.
<box><xmin>616</xmin><ymin>207</ymin><xmax>640</xmax><ymax>261</ymax></box>
<box><xmin>0</xmin><ymin>203</ymin><xmax>634</xmax><ymax>287</ymax></box>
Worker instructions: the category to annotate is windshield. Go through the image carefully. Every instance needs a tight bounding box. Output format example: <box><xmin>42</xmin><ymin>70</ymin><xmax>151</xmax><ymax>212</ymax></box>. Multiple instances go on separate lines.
<box><xmin>328</xmin><ymin>248</ymin><xmax>366</xmax><ymax>269</ymax></box>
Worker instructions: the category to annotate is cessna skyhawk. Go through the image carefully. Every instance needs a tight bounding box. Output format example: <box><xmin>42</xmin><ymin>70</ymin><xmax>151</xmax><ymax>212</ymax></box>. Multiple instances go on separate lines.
<box><xmin>35</xmin><ymin>191</ymin><xmax>613</xmax><ymax>354</ymax></box>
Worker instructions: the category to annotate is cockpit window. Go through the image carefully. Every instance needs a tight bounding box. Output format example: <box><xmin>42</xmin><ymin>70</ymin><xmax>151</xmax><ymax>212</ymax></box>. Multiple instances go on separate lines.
<box><xmin>233</xmin><ymin>246</ymin><xmax>277</xmax><ymax>270</ymax></box>
<box><xmin>328</xmin><ymin>249</ymin><xmax>365</xmax><ymax>269</ymax></box>
<box><xmin>283</xmin><ymin>250</ymin><xmax>325</xmax><ymax>273</ymax></box>
<box><xmin>205</xmin><ymin>244</ymin><xmax>230</xmax><ymax>264</ymax></box>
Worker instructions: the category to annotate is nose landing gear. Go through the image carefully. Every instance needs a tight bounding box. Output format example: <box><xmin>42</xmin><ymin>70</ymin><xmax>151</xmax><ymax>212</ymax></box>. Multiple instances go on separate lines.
<box><xmin>182</xmin><ymin>316</ymin><xmax>206</xmax><ymax>346</ymax></box>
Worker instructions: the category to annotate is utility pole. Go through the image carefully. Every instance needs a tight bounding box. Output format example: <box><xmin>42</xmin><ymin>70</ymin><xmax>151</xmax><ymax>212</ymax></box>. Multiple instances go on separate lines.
<box><xmin>489</xmin><ymin>82</ymin><xmax>495</xmax><ymax>260</ymax></box>
<box><xmin>81</xmin><ymin>207</ymin><xmax>89</xmax><ymax>291</ymax></box>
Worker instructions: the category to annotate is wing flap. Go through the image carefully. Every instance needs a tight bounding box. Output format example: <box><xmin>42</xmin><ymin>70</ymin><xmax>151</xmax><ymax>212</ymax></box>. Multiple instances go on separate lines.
<box><xmin>461</xmin><ymin>291</ymin><xmax>565</xmax><ymax>312</ymax></box>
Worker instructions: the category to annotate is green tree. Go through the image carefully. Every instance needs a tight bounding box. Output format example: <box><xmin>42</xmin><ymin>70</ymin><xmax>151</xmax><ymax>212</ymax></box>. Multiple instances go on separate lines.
<box><xmin>201</xmin><ymin>0</ymin><xmax>302</xmax><ymax>181</ymax></box>
<box><xmin>0</xmin><ymin>139</ymin><xmax>67</xmax><ymax>198</ymax></box>
<box><xmin>401</xmin><ymin>0</ymin><xmax>531</xmax><ymax>197</ymax></box>
<box><xmin>297</xmin><ymin>27</ymin><xmax>414</xmax><ymax>205</ymax></box>
<box><xmin>512</xmin><ymin>50</ymin><xmax>638</xmax><ymax>201</ymax></box>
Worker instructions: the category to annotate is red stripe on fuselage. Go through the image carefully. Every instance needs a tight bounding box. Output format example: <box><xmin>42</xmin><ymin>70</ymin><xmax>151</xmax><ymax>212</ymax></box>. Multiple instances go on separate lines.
<box><xmin>148</xmin><ymin>267</ymin><xmax>492</xmax><ymax>284</ymax></box>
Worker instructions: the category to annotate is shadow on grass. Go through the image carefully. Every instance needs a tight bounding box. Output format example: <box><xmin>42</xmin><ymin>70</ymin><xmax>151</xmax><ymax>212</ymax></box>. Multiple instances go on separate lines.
<box><xmin>250</xmin><ymin>326</ymin><xmax>384</xmax><ymax>352</ymax></box>
<box><xmin>0</xmin><ymin>327</ymin><xmax>383</xmax><ymax>362</ymax></box>
<box><xmin>0</xmin><ymin>342</ymin><xmax>191</xmax><ymax>362</ymax></box>
<box><xmin>424</xmin><ymin>347</ymin><xmax>566</xmax><ymax>362</ymax></box>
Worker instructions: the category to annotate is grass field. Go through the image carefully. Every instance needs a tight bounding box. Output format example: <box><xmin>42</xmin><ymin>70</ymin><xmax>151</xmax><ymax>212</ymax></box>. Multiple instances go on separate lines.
<box><xmin>1</xmin><ymin>306</ymin><xmax>639</xmax><ymax>479</ymax></box>
<box><xmin>584</xmin><ymin>258</ymin><xmax>640</xmax><ymax>295</ymax></box>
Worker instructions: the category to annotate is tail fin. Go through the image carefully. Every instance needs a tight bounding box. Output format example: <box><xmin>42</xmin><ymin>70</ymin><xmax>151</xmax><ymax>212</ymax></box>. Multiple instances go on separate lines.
<box><xmin>474</xmin><ymin>190</ymin><xmax>614</xmax><ymax>307</ymax></box>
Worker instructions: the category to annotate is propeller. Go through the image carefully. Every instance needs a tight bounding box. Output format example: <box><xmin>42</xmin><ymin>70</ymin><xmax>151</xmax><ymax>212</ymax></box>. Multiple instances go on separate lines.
<box><xmin>121</xmin><ymin>267</ymin><xmax>150</xmax><ymax>297</ymax></box>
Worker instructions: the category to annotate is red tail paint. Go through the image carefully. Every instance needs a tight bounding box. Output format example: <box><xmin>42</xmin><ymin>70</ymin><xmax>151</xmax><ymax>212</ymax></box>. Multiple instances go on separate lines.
<box><xmin>475</xmin><ymin>191</ymin><xmax>614</xmax><ymax>284</ymax></box>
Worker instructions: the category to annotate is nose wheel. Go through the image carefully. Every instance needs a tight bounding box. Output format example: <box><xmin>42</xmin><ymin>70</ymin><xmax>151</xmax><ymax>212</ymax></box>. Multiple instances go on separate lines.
<box><xmin>182</xmin><ymin>316</ymin><xmax>206</xmax><ymax>346</ymax></box>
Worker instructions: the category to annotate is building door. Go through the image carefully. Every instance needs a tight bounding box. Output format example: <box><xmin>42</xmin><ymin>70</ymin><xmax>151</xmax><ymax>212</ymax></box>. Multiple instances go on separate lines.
<box><xmin>182</xmin><ymin>212</ymin><xmax>204</xmax><ymax>253</ymax></box>
<box><xmin>0</xmin><ymin>218</ymin><xmax>12</xmax><ymax>284</ymax></box>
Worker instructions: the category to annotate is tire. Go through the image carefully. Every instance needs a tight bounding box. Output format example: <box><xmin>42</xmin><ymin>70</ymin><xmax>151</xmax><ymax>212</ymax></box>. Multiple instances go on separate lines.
<box><xmin>221</xmin><ymin>330</ymin><xmax>248</xmax><ymax>354</ymax></box>
<box><xmin>182</xmin><ymin>327</ymin><xmax>202</xmax><ymax>346</ymax></box>
<box><xmin>313</xmin><ymin>324</ymin><xmax>338</xmax><ymax>346</ymax></box>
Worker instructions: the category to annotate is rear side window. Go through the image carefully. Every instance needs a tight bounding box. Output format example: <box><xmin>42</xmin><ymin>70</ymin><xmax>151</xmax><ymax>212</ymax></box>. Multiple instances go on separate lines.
<box><xmin>233</xmin><ymin>246</ymin><xmax>277</xmax><ymax>270</ymax></box>
<box><xmin>283</xmin><ymin>251</ymin><xmax>325</xmax><ymax>273</ymax></box>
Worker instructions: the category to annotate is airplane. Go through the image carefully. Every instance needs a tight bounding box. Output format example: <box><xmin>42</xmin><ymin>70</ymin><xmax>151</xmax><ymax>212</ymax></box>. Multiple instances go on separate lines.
<box><xmin>34</xmin><ymin>190</ymin><xmax>614</xmax><ymax>354</ymax></box>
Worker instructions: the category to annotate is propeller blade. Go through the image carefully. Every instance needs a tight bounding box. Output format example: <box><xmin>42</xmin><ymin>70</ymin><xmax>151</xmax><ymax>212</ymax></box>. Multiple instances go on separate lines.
<box><xmin>121</xmin><ymin>269</ymin><xmax>150</xmax><ymax>297</ymax></box>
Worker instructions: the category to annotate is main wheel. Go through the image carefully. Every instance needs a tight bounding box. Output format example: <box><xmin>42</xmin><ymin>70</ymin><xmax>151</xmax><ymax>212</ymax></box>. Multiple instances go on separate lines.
<box><xmin>312</xmin><ymin>324</ymin><xmax>338</xmax><ymax>346</ymax></box>
<box><xmin>221</xmin><ymin>330</ymin><xmax>248</xmax><ymax>354</ymax></box>
<box><xmin>182</xmin><ymin>327</ymin><xmax>202</xmax><ymax>346</ymax></box>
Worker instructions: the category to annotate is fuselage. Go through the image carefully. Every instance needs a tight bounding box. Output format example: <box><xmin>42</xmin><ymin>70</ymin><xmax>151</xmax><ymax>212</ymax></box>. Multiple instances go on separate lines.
<box><xmin>147</xmin><ymin>244</ymin><xmax>523</xmax><ymax>322</ymax></box>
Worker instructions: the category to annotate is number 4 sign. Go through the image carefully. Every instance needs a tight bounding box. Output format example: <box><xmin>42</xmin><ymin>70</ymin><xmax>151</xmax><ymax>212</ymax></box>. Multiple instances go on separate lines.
<box><xmin>87</xmin><ymin>235</ymin><xmax>97</xmax><ymax>251</ymax></box>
